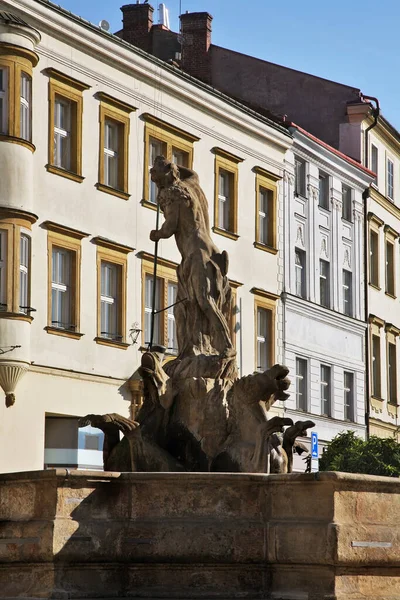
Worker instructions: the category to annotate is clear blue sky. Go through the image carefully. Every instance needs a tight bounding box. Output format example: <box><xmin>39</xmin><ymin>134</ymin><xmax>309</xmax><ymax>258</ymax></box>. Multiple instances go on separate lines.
<box><xmin>55</xmin><ymin>0</ymin><xmax>399</xmax><ymax>130</ymax></box>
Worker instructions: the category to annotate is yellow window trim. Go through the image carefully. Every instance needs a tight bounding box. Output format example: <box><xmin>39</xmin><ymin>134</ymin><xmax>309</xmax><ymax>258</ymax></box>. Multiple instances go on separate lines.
<box><xmin>367</xmin><ymin>212</ymin><xmax>384</xmax><ymax>230</ymax></box>
<box><xmin>253</xmin><ymin>292</ymin><xmax>276</xmax><ymax>371</ymax></box>
<box><xmin>255</xmin><ymin>170</ymin><xmax>278</xmax><ymax>251</ymax></box>
<box><xmin>385</xmin><ymin>323</ymin><xmax>400</xmax><ymax>338</ymax></box>
<box><xmin>46</xmin><ymin>69</ymin><xmax>90</xmax><ymax>180</ymax></box>
<box><xmin>46</xmin><ymin>227</ymin><xmax>86</xmax><ymax>338</ymax></box>
<box><xmin>0</xmin><ymin>49</ymin><xmax>35</xmax><ymax>143</ymax></box>
<box><xmin>213</xmin><ymin>151</ymin><xmax>240</xmax><ymax>235</ymax></box>
<box><xmin>141</xmin><ymin>254</ymin><xmax>178</xmax><ymax>351</ymax></box>
<box><xmin>384</xmin><ymin>224</ymin><xmax>399</xmax><ymax>241</ymax></box>
<box><xmin>384</xmin><ymin>230</ymin><xmax>397</xmax><ymax>299</ymax></box>
<box><xmin>95</xmin><ymin>242</ymin><xmax>131</xmax><ymax>347</ymax></box>
<box><xmin>97</xmin><ymin>93</ymin><xmax>136</xmax><ymax>198</ymax></box>
<box><xmin>0</xmin><ymin>208</ymin><xmax>37</xmax><ymax>317</ymax></box>
<box><xmin>142</xmin><ymin>116</ymin><xmax>197</xmax><ymax>203</ymax></box>
<box><xmin>212</xmin><ymin>147</ymin><xmax>244</xmax><ymax>164</ymax></box>
<box><xmin>368</xmin><ymin>224</ymin><xmax>380</xmax><ymax>289</ymax></box>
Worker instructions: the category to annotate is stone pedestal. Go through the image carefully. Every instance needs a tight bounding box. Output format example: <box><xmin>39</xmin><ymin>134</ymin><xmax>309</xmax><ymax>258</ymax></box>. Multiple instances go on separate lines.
<box><xmin>0</xmin><ymin>469</ymin><xmax>399</xmax><ymax>599</ymax></box>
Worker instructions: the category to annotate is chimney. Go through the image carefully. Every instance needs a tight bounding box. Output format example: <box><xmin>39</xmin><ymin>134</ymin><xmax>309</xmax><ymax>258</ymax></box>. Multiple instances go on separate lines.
<box><xmin>120</xmin><ymin>3</ymin><xmax>154</xmax><ymax>53</ymax></box>
<box><xmin>180</xmin><ymin>12</ymin><xmax>212</xmax><ymax>84</ymax></box>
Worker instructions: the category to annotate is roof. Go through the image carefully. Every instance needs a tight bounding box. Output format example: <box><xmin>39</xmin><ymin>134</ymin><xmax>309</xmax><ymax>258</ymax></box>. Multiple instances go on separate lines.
<box><xmin>27</xmin><ymin>0</ymin><xmax>291</xmax><ymax>140</ymax></box>
<box><xmin>289</xmin><ymin>122</ymin><xmax>376</xmax><ymax>178</ymax></box>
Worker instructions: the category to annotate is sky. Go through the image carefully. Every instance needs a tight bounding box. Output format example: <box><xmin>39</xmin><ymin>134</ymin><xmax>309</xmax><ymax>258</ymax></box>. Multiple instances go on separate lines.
<box><xmin>53</xmin><ymin>0</ymin><xmax>399</xmax><ymax>130</ymax></box>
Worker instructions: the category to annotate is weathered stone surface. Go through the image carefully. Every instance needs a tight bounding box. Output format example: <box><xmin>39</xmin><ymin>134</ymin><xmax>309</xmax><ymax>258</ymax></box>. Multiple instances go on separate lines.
<box><xmin>1</xmin><ymin>470</ymin><xmax>400</xmax><ymax>599</ymax></box>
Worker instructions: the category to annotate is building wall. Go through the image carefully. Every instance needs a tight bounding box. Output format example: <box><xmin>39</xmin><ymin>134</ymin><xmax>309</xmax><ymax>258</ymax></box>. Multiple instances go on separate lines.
<box><xmin>282</xmin><ymin>134</ymin><xmax>371</xmax><ymax>461</ymax></box>
<box><xmin>0</xmin><ymin>0</ymin><xmax>291</xmax><ymax>472</ymax></box>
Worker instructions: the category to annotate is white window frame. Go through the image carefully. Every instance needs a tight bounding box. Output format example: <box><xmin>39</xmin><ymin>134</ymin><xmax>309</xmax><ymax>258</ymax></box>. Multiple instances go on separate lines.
<box><xmin>20</xmin><ymin>72</ymin><xmax>32</xmax><ymax>142</ymax></box>
<box><xmin>167</xmin><ymin>281</ymin><xmax>178</xmax><ymax>354</ymax></box>
<box><xmin>104</xmin><ymin>119</ymin><xmax>119</xmax><ymax>189</ymax></box>
<box><xmin>258</xmin><ymin>187</ymin><xmax>271</xmax><ymax>245</ymax></box>
<box><xmin>344</xmin><ymin>371</ymin><xmax>354</xmax><ymax>421</ymax></box>
<box><xmin>319</xmin><ymin>259</ymin><xmax>330</xmax><ymax>308</ymax></box>
<box><xmin>218</xmin><ymin>170</ymin><xmax>231</xmax><ymax>230</ymax></box>
<box><xmin>295</xmin><ymin>249</ymin><xmax>306</xmax><ymax>298</ymax></box>
<box><xmin>318</xmin><ymin>171</ymin><xmax>329</xmax><ymax>210</ymax></box>
<box><xmin>256</xmin><ymin>306</ymin><xmax>270</xmax><ymax>372</ymax></box>
<box><xmin>0</xmin><ymin>67</ymin><xmax>8</xmax><ymax>135</ymax></box>
<box><xmin>372</xmin><ymin>333</ymin><xmax>381</xmax><ymax>398</ymax></box>
<box><xmin>144</xmin><ymin>274</ymin><xmax>162</xmax><ymax>347</ymax></box>
<box><xmin>296</xmin><ymin>357</ymin><xmax>308</xmax><ymax>411</ymax></box>
<box><xmin>341</xmin><ymin>184</ymin><xmax>352</xmax><ymax>222</ymax></box>
<box><xmin>294</xmin><ymin>157</ymin><xmax>306</xmax><ymax>197</ymax></box>
<box><xmin>54</xmin><ymin>96</ymin><xmax>72</xmax><ymax>171</ymax></box>
<box><xmin>342</xmin><ymin>269</ymin><xmax>352</xmax><ymax>317</ymax></box>
<box><xmin>0</xmin><ymin>229</ymin><xmax>7</xmax><ymax>311</ymax></box>
<box><xmin>388</xmin><ymin>341</ymin><xmax>397</xmax><ymax>405</ymax></box>
<box><xmin>386</xmin><ymin>157</ymin><xmax>394</xmax><ymax>201</ymax></box>
<box><xmin>320</xmin><ymin>364</ymin><xmax>331</xmax><ymax>417</ymax></box>
<box><xmin>19</xmin><ymin>233</ymin><xmax>30</xmax><ymax>314</ymax></box>
<box><xmin>100</xmin><ymin>261</ymin><xmax>120</xmax><ymax>341</ymax></box>
<box><xmin>51</xmin><ymin>246</ymin><xmax>72</xmax><ymax>330</ymax></box>
<box><xmin>149</xmin><ymin>138</ymin><xmax>166</xmax><ymax>204</ymax></box>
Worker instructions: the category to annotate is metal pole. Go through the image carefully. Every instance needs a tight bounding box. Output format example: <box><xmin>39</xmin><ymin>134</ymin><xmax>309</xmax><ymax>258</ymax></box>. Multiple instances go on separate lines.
<box><xmin>149</xmin><ymin>199</ymin><xmax>161</xmax><ymax>350</ymax></box>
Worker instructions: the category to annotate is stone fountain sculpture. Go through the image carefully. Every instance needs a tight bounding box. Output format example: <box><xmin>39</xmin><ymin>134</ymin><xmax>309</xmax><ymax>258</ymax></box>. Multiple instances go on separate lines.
<box><xmin>81</xmin><ymin>157</ymin><xmax>314</xmax><ymax>473</ymax></box>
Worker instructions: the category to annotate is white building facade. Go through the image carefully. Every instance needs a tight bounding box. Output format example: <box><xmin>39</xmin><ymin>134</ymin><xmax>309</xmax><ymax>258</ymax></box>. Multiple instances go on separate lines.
<box><xmin>0</xmin><ymin>0</ymin><xmax>292</xmax><ymax>473</ymax></box>
<box><xmin>282</xmin><ymin>126</ymin><xmax>374</xmax><ymax>464</ymax></box>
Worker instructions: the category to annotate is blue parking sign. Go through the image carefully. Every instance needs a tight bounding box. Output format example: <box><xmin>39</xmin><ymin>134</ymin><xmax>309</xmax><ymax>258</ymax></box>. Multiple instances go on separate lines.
<box><xmin>311</xmin><ymin>432</ymin><xmax>318</xmax><ymax>458</ymax></box>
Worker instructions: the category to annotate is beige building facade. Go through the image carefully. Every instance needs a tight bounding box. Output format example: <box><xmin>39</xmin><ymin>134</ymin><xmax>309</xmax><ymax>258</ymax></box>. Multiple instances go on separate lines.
<box><xmin>0</xmin><ymin>0</ymin><xmax>292</xmax><ymax>473</ymax></box>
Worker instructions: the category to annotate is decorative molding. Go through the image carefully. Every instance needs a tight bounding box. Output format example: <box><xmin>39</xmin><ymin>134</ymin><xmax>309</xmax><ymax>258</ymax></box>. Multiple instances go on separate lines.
<box><xmin>307</xmin><ymin>184</ymin><xmax>318</xmax><ymax>201</ymax></box>
<box><xmin>343</xmin><ymin>246</ymin><xmax>351</xmax><ymax>269</ymax></box>
<box><xmin>253</xmin><ymin>166</ymin><xmax>281</xmax><ymax>181</ymax></box>
<box><xmin>253</xmin><ymin>241</ymin><xmax>278</xmax><ymax>255</ymax></box>
<box><xmin>44</xmin><ymin>67</ymin><xmax>91</xmax><ymax>91</ymax></box>
<box><xmin>228</xmin><ymin>279</ymin><xmax>243</xmax><ymax>289</ymax></box>
<box><xmin>46</xmin><ymin>164</ymin><xmax>85</xmax><ymax>183</ymax></box>
<box><xmin>250</xmin><ymin>287</ymin><xmax>280</xmax><ymax>301</ymax></box>
<box><xmin>385</xmin><ymin>323</ymin><xmax>400</xmax><ymax>336</ymax></box>
<box><xmin>42</xmin><ymin>221</ymin><xmax>89</xmax><ymax>240</ymax></box>
<box><xmin>0</xmin><ymin>43</ymin><xmax>39</xmax><ymax>66</ymax></box>
<box><xmin>211</xmin><ymin>147</ymin><xmax>244</xmax><ymax>164</ymax></box>
<box><xmin>95</xmin><ymin>183</ymin><xmax>130</xmax><ymax>201</ymax></box>
<box><xmin>137</xmin><ymin>251</ymin><xmax>178</xmax><ymax>270</ymax></box>
<box><xmin>212</xmin><ymin>226</ymin><xmax>240</xmax><ymax>241</ymax></box>
<box><xmin>320</xmin><ymin>236</ymin><xmax>329</xmax><ymax>259</ymax></box>
<box><xmin>44</xmin><ymin>326</ymin><xmax>84</xmax><ymax>340</ymax></box>
<box><xmin>92</xmin><ymin>236</ymin><xmax>135</xmax><ymax>255</ymax></box>
<box><xmin>331</xmin><ymin>197</ymin><xmax>343</xmax><ymax>211</ymax></box>
<box><xmin>142</xmin><ymin>113</ymin><xmax>200</xmax><ymax>143</ymax></box>
<box><xmin>368</xmin><ymin>314</ymin><xmax>385</xmax><ymax>328</ymax></box>
<box><xmin>0</xmin><ymin>135</ymin><xmax>36</xmax><ymax>153</ymax></box>
<box><xmin>96</xmin><ymin>92</ymin><xmax>137</xmax><ymax>114</ymax></box>
<box><xmin>295</xmin><ymin>223</ymin><xmax>305</xmax><ymax>248</ymax></box>
<box><xmin>0</xmin><ymin>206</ymin><xmax>38</xmax><ymax>227</ymax></box>
<box><xmin>0</xmin><ymin>362</ymin><xmax>29</xmax><ymax>408</ymax></box>
<box><xmin>384</xmin><ymin>224</ymin><xmax>399</xmax><ymax>240</ymax></box>
<box><xmin>367</xmin><ymin>212</ymin><xmax>384</xmax><ymax>228</ymax></box>
<box><xmin>94</xmin><ymin>337</ymin><xmax>130</xmax><ymax>350</ymax></box>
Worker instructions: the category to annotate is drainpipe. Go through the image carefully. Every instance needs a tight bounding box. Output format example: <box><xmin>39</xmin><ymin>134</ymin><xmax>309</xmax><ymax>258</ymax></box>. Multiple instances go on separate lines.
<box><xmin>360</xmin><ymin>95</ymin><xmax>380</xmax><ymax>440</ymax></box>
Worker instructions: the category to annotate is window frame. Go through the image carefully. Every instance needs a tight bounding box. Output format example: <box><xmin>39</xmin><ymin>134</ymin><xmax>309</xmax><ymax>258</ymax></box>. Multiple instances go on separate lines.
<box><xmin>320</xmin><ymin>364</ymin><xmax>331</xmax><ymax>417</ymax></box>
<box><xmin>0</xmin><ymin>208</ymin><xmax>37</xmax><ymax>320</ymax></box>
<box><xmin>319</xmin><ymin>259</ymin><xmax>330</xmax><ymax>308</ymax></box>
<box><xmin>46</xmin><ymin>68</ymin><xmax>90</xmax><ymax>183</ymax></box>
<box><xmin>318</xmin><ymin>171</ymin><xmax>330</xmax><ymax>210</ymax></box>
<box><xmin>368</xmin><ymin>213</ymin><xmax>384</xmax><ymax>289</ymax></box>
<box><xmin>213</xmin><ymin>147</ymin><xmax>243</xmax><ymax>240</ymax></box>
<box><xmin>341</xmin><ymin>184</ymin><xmax>353</xmax><ymax>223</ymax></box>
<box><xmin>371</xmin><ymin>144</ymin><xmax>378</xmax><ymax>184</ymax></box>
<box><xmin>93</xmin><ymin>236</ymin><xmax>133</xmax><ymax>349</ymax></box>
<box><xmin>296</xmin><ymin>357</ymin><xmax>308</xmax><ymax>412</ymax></box>
<box><xmin>141</xmin><ymin>253</ymin><xmax>179</xmax><ymax>355</ymax></box>
<box><xmin>295</xmin><ymin>248</ymin><xmax>307</xmax><ymax>299</ymax></box>
<box><xmin>342</xmin><ymin>268</ymin><xmax>353</xmax><ymax>317</ymax></box>
<box><xmin>254</xmin><ymin>167</ymin><xmax>279</xmax><ymax>253</ymax></box>
<box><xmin>386</xmin><ymin>324</ymin><xmax>400</xmax><ymax>407</ymax></box>
<box><xmin>45</xmin><ymin>221</ymin><xmax>89</xmax><ymax>339</ymax></box>
<box><xmin>19</xmin><ymin>232</ymin><xmax>31</xmax><ymax>315</ymax></box>
<box><xmin>96</xmin><ymin>92</ymin><xmax>136</xmax><ymax>200</ymax></box>
<box><xmin>252</xmin><ymin>289</ymin><xmax>276</xmax><ymax>373</ymax></box>
<box><xmin>0</xmin><ymin>45</ymin><xmax>38</xmax><ymax>150</ymax></box>
<box><xmin>386</xmin><ymin>156</ymin><xmax>394</xmax><ymax>201</ymax></box>
<box><xmin>19</xmin><ymin>71</ymin><xmax>32</xmax><ymax>142</ymax></box>
<box><xmin>384</xmin><ymin>225</ymin><xmax>398</xmax><ymax>298</ymax></box>
<box><xmin>369</xmin><ymin>316</ymin><xmax>384</xmax><ymax>400</ymax></box>
<box><xmin>0</xmin><ymin>65</ymin><xmax>9</xmax><ymax>136</ymax></box>
<box><xmin>294</xmin><ymin>156</ymin><xmax>307</xmax><ymax>197</ymax></box>
<box><xmin>142</xmin><ymin>113</ymin><xmax>199</xmax><ymax>209</ymax></box>
<box><xmin>344</xmin><ymin>371</ymin><xmax>354</xmax><ymax>422</ymax></box>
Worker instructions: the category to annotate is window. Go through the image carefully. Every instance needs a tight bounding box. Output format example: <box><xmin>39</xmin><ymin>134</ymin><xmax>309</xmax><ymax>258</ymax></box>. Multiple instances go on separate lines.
<box><xmin>386</xmin><ymin>239</ymin><xmax>395</xmax><ymax>296</ymax></box>
<box><xmin>45</xmin><ymin>221</ymin><xmax>88</xmax><ymax>339</ymax></box>
<box><xmin>47</xmin><ymin>68</ymin><xmax>90</xmax><ymax>182</ymax></box>
<box><xmin>97</xmin><ymin>93</ymin><xmax>135</xmax><ymax>200</ymax></box>
<box><xmin>94</xmin><ymin>237</ymin><xmax>132</xmax><ymax>348</ymax></box>
<box><xmin>142</xmin><ymin>254</ymin><xmax>179</xmax><ymax>354</ymax></box>
<box><xmin>252</xmin><ymin>291</ymin><xmax>275</xmax><ymax>373</ymax></box>
<box><xmin>294</xmin><ymin>157</ymin><xmax>306</xmax><ymax>197</ymax></box>
<box><xmin>142</xmin><ymin>113</ymin><xmax>198</xmax><ymax>207</ymax></box>
<box><xmin>319</xmin><ymin>260</ymin><xmax>330</xmax><ymax>308</ymax></box>
<box><xmin>20</xmin><ymin>72</ymin><xmax>32</xmax><ymax>142</ymax></box>
<box><xmin>387</xmin><ymin>158</ymin><xmax>394</xmax><ymax>200</ymax></box>
<box><xmin>254</xmin><ymin>168</ymin><xmax>278</xmax><ymax>252</ymax></box>
<box><xmin>0</xmin><ymin>209</ymin><xmax>37</xmax><ymax>318</ymax></box>
<box><xmin>344</xmin><ymin>372</ymin><xmax>354</xmax><ymax>421</ymax></box>
<box><xmin>371</xmin><ymin>144</ymin><xmax>378</xmax><ymax>184</ymax></box>
<box><xmin>0</xmin><ymin>230</ymin><xmax>6</xmax><ymax>311</ymax></box>
<box><xmin>320</xmin><ymin>365</ymin><xmax>331</xmax><ymax>417</ymax></box>
<box><xmin>213</xmin><ymin>148</ymin><xmax>242</xmax><ymax>238</ymax></box>
<box><xmin>296</xmin><ymin>357</ymin><xmax>308</xmax><ymax>411</ymax></box>
<box><xmin>369</xmin><ymin>229</ymin><xmax>380</xmax><ymax>287</ymax></box>
<box><xmin>318</xmin><ymin>171</ymin><xmax>329</xmax><ymax>210</ymax></box>
<box><xmin>0</xmin><ymin>67</ymin><xmax>8</xmax><ymax>135</ymax></box>
<box><xmin>19</xmin><ymin>234</ymin><xmax>30</xmax><ymax>314</ymax></box>
<box><xmin>295</xmin><ymin>249</ymin><xmax>306</xmax><ymax>298</ymax></box>
<box><xmin>388</xmin><ymin>342</ymin><xmax>397</xmax><ymax>405</ymax></box>
<box><xmin>372</xmin><ymin>333</ymin><xmax>381</xmax><ymax>398</ymax></box>
<box><xmin>342</xmin><ymin>184</ymin><xmax>352</xmax><ymax>222</ymax></box>
<box><xmin>343</xmin><ymin>270</ymin><xmax>352</xmax><ymax>317</ymax></box>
